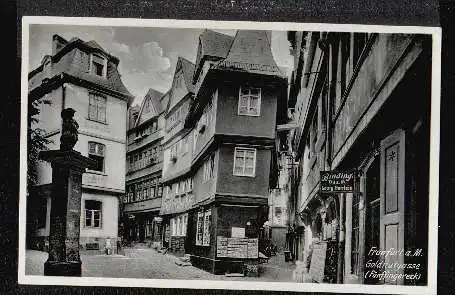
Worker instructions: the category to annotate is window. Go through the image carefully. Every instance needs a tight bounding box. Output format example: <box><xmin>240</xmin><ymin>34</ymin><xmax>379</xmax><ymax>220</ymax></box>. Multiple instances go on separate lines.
<box><xmin>203</xmin><ymin>154</ymin><xmax>215</xmax><ymax>182</ymax></box>
<box><xmin>233</xmin><ymin>147</ymin><xmax>256</xmax><ymax>177</ymax></box>
<box><xmin>175</xmin><ymin>182</ymin><xmax>179</xmax><ymax>195</ymax></box>
<box><xmin>157</xmin><ymin>185</ymin><xmax>163</xmax><ymax>198</ymax></box>
<box><xmin>171</xmin><ymin>214</ymin><xmax>187</xmax><ymax>237</ymax></box>
<box><xmin>238</xmin><ymin>87</ymin><xmax>261</xmax><ymax>116</ymax></box>
<box><xmin>182</xmin><ymin>214</ymin><xmax>188</xmax><ymax>236</ymax></box>
<box><xmin>88</xmin><ymin>93</ymin><xmax>107</xmax><ymax>123</ymax></box>
<box><xmin>88</xmin><ymin>142</ymin><xmax>105</xmax><ymax>172</ymax></box>
<box><xmin>186</xmin><ymin>178</ymin><xmax>192</xmax><ymax>192</ymax></box>
<box><xmin>127</xmin><ymin>186</ymin><xmax>134</xmax><ymax>203</ymax></box>
<box><xmin>182</xmin><ymin>137</ymin><xmax>189</xmax><ymax>155</ymax></box>
<box><xmin>171</xmin><ymin>218</ymin><xmax>176</xmax><ymax>236</ymax></box>
<box><xmin>129</xmin><ymin>156</ymin><xmax>133</xmax><ymax>172</ymax></box>
<box><xmin>90</xmin><ymin>54</ymin><xmax>106</xmax><ymax>77</ymax></box>
<box><xmin>85</xmin><ymin>200</ymin><xmax>102</xmax><ymax>228</ymax></box>
<box><xmin>169</xmin><ymin>144</ymin><xmax>178</xmax><ymax>162</ymax></box>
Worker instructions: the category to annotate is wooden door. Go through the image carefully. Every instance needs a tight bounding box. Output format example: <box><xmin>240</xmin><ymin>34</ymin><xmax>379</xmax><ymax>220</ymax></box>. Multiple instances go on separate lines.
<box><xmin>380</xmin><ymin>129</ymin><xmax>405</xmax><ymax>284</ymax></box>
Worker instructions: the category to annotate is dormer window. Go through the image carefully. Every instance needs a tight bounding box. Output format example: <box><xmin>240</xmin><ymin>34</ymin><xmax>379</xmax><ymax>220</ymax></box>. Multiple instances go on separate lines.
<box><xmin>90</xmin><ymin>53</ymin><xmax>107</xmax><ymax>77</ymax></box>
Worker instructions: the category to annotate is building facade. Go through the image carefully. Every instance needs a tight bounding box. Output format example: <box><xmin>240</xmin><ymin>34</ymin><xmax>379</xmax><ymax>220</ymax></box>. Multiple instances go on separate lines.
<box><xmin>159</xmin><ymin>57</ymin><xmax>196</xmax><ymax>255</ymax></box>
<box><xmin>27</xmin><ymin>34</ymin><xmax>133</xmax><ymax>253</ymax></box>
<box><xmin>122</xmin><ymin>89</ymin><xmax>166</xmax><ymax>245</ymax></box>
<box><xmin>183</xmin><ymin>30</ymin><xmax>288</xmax><ymax>274</ymax></box>
<box><xmin>286</xmin><ymin>31</ymin><xmax>431</xmax><ymax>285</ymax></box>
<box><xmin>265</xmin><ymin>153</ymin><xmax>291</xmax><ymax>252</ymax></box>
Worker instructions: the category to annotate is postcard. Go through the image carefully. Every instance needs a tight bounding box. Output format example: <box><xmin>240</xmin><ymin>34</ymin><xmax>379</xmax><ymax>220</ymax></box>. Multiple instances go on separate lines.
<box><xmin>19</xmin><ymin>16</ymin><xmax>441</xmax><ymax>295</ymax></box>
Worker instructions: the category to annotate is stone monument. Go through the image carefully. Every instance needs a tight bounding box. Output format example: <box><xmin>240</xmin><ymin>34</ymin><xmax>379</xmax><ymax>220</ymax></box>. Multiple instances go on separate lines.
<box><xmin>40</xmin><ymin>108</ymin><xmax>95</xmax><ymax>276</ymax></box>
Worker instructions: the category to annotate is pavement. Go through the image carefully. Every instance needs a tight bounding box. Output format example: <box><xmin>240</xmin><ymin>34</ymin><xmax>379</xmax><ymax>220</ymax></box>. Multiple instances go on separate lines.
<box><xmin>25</xmin><ymin>248</ymin><xmax>296</xmax><ymax>282</ymax></box>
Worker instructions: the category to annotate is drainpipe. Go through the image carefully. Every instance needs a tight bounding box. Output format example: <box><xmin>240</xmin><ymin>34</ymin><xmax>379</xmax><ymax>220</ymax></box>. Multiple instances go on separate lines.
<box><xmin>337</xmin><ymin>193</ymin><xmax>345</xmax><ymax>283</ymax></box>
<box><xmin>62</xmin><ymin>80</ymin><xmax>67</xmax><ymax>110</ymax></box>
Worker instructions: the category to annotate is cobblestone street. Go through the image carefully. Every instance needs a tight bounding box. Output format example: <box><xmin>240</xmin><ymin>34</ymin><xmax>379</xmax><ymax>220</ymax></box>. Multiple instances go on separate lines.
<box><xmin>25</xmin><ymin>248</ymin><xmax>295</xmax><ymax>282</ymax></box>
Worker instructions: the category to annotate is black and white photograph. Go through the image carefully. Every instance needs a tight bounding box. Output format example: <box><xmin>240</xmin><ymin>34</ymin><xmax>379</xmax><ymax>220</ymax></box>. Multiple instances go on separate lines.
<box><xmin>18</xmin><ymin>17</ymin><xmax>441</xmax><ymax>294</ymax></box>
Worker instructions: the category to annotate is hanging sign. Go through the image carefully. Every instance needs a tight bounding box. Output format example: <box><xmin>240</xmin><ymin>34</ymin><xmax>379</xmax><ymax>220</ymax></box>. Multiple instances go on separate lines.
<box><xmin>320</xmin><ymin>171</ymin><xmax>355</xmax><ymax>193</ymax></box>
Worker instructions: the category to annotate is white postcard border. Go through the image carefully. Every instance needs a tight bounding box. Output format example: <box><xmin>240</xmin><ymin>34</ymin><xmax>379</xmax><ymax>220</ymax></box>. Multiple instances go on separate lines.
<box><xmin>18</xmin><ymin>16</ymin><xmax>441</xmax><ymax>295</ymax></box>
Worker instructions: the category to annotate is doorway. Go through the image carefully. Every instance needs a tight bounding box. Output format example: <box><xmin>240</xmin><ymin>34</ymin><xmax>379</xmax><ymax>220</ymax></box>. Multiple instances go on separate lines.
<box><xmin>364</xmin><ymin>154</ymin><xmax>380</xmax><ymax>284</ymax></box>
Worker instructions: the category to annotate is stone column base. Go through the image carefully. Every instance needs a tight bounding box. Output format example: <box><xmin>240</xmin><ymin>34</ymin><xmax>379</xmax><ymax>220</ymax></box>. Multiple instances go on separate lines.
<box><xmin>44</xmin><ymin>260</ymin><xmax>82</xmax><ymax>276</ymax></box>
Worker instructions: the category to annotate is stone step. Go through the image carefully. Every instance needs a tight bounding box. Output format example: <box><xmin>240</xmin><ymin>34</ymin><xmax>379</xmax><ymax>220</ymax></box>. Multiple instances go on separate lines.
<box><xmin>225</xmin><ymin>273</ymin><xmax>245</xmax><ymax>277</ymax></box>
<box><xmin>179</xmin><ymin>255</ymin><xmax>191</xmax><ymax>262</ymax></box>
<box><xmin>175</xmin><ymin>259</ymin><xmax>192</xmax><ymax>267</ymax></box>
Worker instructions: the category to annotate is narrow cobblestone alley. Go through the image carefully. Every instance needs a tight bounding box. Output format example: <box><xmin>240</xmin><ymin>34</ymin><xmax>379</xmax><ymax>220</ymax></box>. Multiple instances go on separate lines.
<box><xmin>26</xmin><ymin>248</ymin><xmax>295</xmax><ymax>282</ymax></box>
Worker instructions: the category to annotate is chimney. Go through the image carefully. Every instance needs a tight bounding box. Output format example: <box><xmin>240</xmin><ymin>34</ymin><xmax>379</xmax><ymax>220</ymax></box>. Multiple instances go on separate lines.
<box><xmin>52</xmin><ymin>34</ymin><xmax>68</xmax><ymax>55</ymax></box>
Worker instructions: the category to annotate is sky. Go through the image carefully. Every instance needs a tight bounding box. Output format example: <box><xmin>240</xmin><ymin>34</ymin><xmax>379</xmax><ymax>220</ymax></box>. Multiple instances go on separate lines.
<box><xmin>29</xmin><ymin>25</ymin><xmax>294</xmax><ymax>106</ymax></box>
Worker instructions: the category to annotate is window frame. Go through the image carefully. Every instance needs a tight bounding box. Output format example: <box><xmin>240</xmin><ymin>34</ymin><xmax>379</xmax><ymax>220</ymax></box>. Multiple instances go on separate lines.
<box><xmin>87</xmin><ymin>141</ymin><xmax>105</xmax><ymax>172</ymax></box>
<box><xmin>89</xmin><ymin>53</ymin><xmax>107</xmax><ymax>78</ymax></box>
<box><xmin>203</xmin><ymin>154</ymin><xmax>215</xmax><ymax>182</ymax></box>
<box><xmin>88</xmin><ymin>92</ymin><xmax>107</xmax><ymax>123</ymax></box>
<box><xmin>237</xmin><ymin>86</ymin><xmax>261</xmax><ymax>117</ymax></box>
<box><xmin>84</xmin><ymin>200</ymin><xmax>102</xmax><ymax>228</ymax></box>
<box><xmin>233</xmin><ymin>147</ymin><xmax>257</xmax><ymax>177</ymax></box>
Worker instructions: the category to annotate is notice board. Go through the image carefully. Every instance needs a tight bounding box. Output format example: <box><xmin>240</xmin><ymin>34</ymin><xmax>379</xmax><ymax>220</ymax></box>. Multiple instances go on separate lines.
<box><xmin>309</xmin><ymin>241</ymin><xmax>339</xmax><ymax>283</ymax></box>
<box><xmin>216</xmin><ymin>236</ymin><xmax>258</xmax><ymax>259</ymax></box>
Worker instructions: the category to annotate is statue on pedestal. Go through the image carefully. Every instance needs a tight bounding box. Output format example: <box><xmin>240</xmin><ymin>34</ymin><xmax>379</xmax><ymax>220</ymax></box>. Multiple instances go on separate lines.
<box><xmin>60</xmin><ymin>108</ymin><xmax>78</xmax><ymax>151</ymax></box>
<box><xmin>40</xmin><ymin>107</ymin><xmax>95</xmax><ymax>277</ymax></box>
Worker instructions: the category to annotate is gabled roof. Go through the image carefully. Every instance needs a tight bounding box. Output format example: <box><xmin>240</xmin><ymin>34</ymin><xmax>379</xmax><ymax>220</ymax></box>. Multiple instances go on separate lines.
<box><xmin>28</xmin><ymin>34</ymin><xmax>133</xmax><ymax>101</ymax></box>
<box><xmin>134</xmin><ymin>88</ymin><xmax>164</xmax><ymax>127</ymax></box>
<box><xmin>180</xmin><ymin>57</ymin><xmax>196</xmax><ymax>93</ymax></box>
<box><xmin>127</xmin><ymin>105</ymin><xmax>140</xmax><ymax>130</ymax></box>
<box><xmin>215</xmin><ymin>30</ymin><xmax>284</xmax><ymax>77</ymax></box>
<box><xmin>160</xmin><ymin>89</ymin><xmax>170</xmax><ymax>111</ymax></box>
<box><xmin>165</xmin><ymin>57</ymin><xmax>195</xmax><ymax>113</ymax></box>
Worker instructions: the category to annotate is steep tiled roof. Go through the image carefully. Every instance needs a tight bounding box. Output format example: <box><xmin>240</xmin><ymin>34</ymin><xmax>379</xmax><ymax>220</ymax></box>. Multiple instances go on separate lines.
<box><xmin>193</xmin><ymin>30</ymin><xmax>234</xmax><ymax>82</ymax></box>
<box><xmin>165</xmin><ymin>57</ymin><xmax>195</xmax><ymax>113</ymax></box>
<box><xmin>199</xmin><ymin>29</ymin><xmax>234</xmax><ymax>59</ymax></box>
<box><xmin>179</xmin><ymin>57</ymin><xmax>196</xmax><ymax>93</ymax></box>
<box><xmin>127</xmin><ymin>105</ymin><xmax>140</xmax><ymax>130</ymax></box>
<box><xmin>84</xmin><ymin>40</ymin><xmax>105</xmax><ymax>52</ymax></box>
<box><xmin>28</xmin><ymin>35</ymin><xmax>133</xmax><ymax>101</ymax></box>
<box><xmin>215</xmin><ymin>30</ymin><xmax>284</xmax><ymax>77</ymax></box>
<box><xmin>134</xmin><ymin>88</ymin><xmax>164</xmax><ymax>126</ymax></box>
<box><xmin>147</xmin><ymin>88</ymin><xmax>165</xmax><ymax>114</ymax></box>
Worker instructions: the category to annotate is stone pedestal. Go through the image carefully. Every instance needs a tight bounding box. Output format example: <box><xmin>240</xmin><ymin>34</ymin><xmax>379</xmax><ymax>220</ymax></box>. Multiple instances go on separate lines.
<box><xmin>39</xmin><ymin>150</ymin><xmax>95</xmax><ymax>276</ymax></box>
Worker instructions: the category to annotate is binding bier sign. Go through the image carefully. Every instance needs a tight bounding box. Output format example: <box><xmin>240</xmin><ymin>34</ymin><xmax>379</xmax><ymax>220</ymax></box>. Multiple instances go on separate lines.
<box><xmin>320</xmin><ymin>171</ymin><xmax>356</xmax><ymax>193</ymax></box>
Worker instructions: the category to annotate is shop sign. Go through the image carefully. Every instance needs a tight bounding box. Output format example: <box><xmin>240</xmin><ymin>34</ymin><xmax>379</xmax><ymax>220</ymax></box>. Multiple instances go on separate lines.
<box><xmin>320</xmin><ymin>171</ymin><xmax>355</xmax><ymax>193</ymax></box>
<box><xmin>231</xmin><ymin>227</ymin><xmax>245</xmax><ymax>238</ymax></box>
